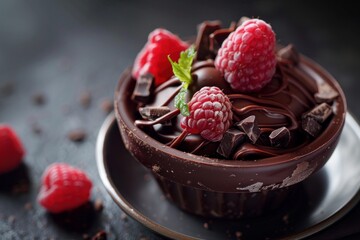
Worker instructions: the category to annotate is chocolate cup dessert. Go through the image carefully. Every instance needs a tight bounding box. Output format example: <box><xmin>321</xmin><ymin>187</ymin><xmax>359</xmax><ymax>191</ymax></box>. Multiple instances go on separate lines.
<box><xmin>114</xmin><ymin>20</ymin><xmax>346</xmax><ymax>218</ymax></box>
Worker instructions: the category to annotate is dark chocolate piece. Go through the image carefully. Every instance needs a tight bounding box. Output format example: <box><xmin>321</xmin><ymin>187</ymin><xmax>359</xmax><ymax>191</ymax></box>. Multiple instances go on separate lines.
<box><xmin>235</xmin><ymin>115</ymin><xmax>261</xmax><ymax>144</ymax></box>
<box><xmin>305</xmin><ymin>102</ymin><xmax>333</xmax><ymax>123</ymax></box>
<box><xmin>195</xmin><ymin>21</ymin><xmax>221</xmax><ymax>60</ymax></box>
<box><xmin>302</xmin><ymin>116</ymin><xmax>322</xmax><ymax>137</ymax></box>
<box><xmin>269</xmin><ymin>127</ymin><xmax>290</xmax><ymax>147</ymax></box>
<box><xmin>131</xmin><ymin>73</ymin><xmax>154</xmax><ymax>103</ymax></box>
<box><xmin>278</xmin><ymin>44</ymin><xmax>300</xmax><ymax>65</ymax></box>
<box><xmin>217</xmin><ymin>129</ymin><xmax>246</xmax><ymax>158</ymax></box>
<box><xmin>315</xmin><ymin>82</ymin><xmax>339</xmax><ymax>103</ymax></box>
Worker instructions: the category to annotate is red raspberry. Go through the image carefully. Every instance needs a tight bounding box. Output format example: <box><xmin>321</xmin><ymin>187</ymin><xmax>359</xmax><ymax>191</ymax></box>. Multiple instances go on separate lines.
<box><xmin>181</xmin><ymin>86</ymin><xmax>233</xmax><ymax>142</ymax></box>
<box><xmin>132</xmin><ymin>28</ymin><xmax>189</xmax><ymax>86</ymax></box>
<box><xmin>0</xmin><ymin>125</ymin><xmax>25</xmax><ymax>174</ymax></box>
<box><xmin>215</xmin><ymin>19</ymin><xmax>276</xmax><ymax>92</ymax></box>
<box><xmin>38</xmin><ymin>163</ymin><xmax>92</xmax><ymax>213</ymax></box>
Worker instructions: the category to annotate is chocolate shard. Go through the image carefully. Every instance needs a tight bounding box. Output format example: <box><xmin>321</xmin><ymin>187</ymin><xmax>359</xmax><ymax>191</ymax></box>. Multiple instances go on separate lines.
<box><xmin>209</xmin><ymin>22</ymin><xmax>236</xmax><ymax>54</ymax></box>
<box><xmin>139</xmin><ymin>106</ymin><xmax>170</xmax><ymax>120</ymax></box>
<box><xmin>195</xmin><ymin>21</ymin><xmax>222</xmax><ymax>61</ymax></box>
<box><xmin>235</xmin><ymin>115</ymin><xmax>261</xmax><ymax>144</ymax></box>
<box><xmin>217</xmin><ymin>128</ymin><xmax>246</xmax><ymax>158</ymax></box>
<box><xmin>139</xmin><ymin>106</ymin><xmax>171</xmax><ymax>126</ymax></box>
<box><xmin>305</xmin><ymin>102</ymin><xmax>333</xmax><ymax>123</ymax></box>
<box><xmin>278</xmin><ymin>44</ymin><xmax>300</xmax><ymax>66</ymax></box>
<box><xmin>131</xmin><ymin>73</ymin><xmax>154</xmax><ymax>104</ymax></box>
<box><xmin>269</xmin><ymin>127</ymin><xmax>290</xmax><ymax>147</ymax></box>
<box><xmin>315</xmin><ymin>82</ymin><xmax>339</xmax><ymax>103</ymax></box>
<box><xmin>302</xmin><ymin>116</ymin><xmax>322</xmax><ymax>137</ymax></box>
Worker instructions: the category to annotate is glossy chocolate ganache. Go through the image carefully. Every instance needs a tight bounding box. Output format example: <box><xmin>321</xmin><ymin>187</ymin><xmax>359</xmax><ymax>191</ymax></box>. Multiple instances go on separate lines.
<box><xmin>131</xmin><ymin>20</ymin><xmax>343</xmax><ymax>161</ymax></box>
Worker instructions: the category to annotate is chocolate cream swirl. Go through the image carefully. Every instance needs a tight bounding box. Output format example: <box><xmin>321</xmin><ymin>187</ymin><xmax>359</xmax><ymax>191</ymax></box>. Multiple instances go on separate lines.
<box><xmin>133</xmin><ymin>20</ymin><xmax>337</xmax><ymax>160</ymax></box>
<box><xmin>134</xmin><ymin>51</ymin><xmax>328</xmax><ymax>160</ymax></box>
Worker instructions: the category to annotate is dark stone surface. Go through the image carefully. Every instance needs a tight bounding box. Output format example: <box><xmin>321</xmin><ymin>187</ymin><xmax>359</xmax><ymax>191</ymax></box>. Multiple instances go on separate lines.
<box><xmin>0</xmin><ymin>1</ymin><xmax>359</xmax><ymax>239</ymax></box>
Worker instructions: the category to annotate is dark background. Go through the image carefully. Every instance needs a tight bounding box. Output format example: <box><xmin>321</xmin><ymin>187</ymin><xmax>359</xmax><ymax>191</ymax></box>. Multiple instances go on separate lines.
<box><xmin>0</xmin><ymin>1</ymin><xmax>359</xmax><ymax>239</ymax></box>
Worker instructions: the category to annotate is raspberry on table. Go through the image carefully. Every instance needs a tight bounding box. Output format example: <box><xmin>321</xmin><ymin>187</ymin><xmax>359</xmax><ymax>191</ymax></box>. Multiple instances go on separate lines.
<box><xmin>37</xmin><ymin>163</ymin><xmax>92</xmax><ymax>213</ymax></box>
<box><xmin>215</xmin><ymin>18</ymin><xmax>276</xmax><ymax>92</ymax></box>
<box><xmin>0</xmin><ymin>125</ymin><xmax>25</xmax><ymax>174</ymax></box>
<box><xmin>132</xmin><ymin>28</ymin><xmax>189</xmax><ymax>86</ymax></box>
<box><xmin>181</xmin><ymin>86</ymin><xmax>233</xmax><ymax>142</ymax></box>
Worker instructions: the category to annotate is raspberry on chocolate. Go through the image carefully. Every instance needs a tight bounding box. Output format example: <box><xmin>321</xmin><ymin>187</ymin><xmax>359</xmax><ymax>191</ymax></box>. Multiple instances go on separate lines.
<box><xmin>132</xmin><ymin>28</ymin><xmax>189</xmax><ymax>86</ymax></box>
<box><xmin>181</xmin><ymin>86</ymin><xmax>233</xmax><ymax>142</ymax></box>
<box><xmin>215</xmin><ymin>18</ymin><xmax>276</xmax><ymax>92</ymax></box>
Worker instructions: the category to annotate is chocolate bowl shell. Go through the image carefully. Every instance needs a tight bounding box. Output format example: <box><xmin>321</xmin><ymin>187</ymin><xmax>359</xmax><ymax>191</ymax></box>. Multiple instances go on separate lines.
<box><xmin>114</xmin><ymin>55</ymin><xmax>346</xmax><ymax>218</ymax></box>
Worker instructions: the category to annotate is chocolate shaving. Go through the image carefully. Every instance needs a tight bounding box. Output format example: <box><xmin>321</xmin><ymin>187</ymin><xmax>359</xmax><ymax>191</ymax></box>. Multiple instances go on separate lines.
<box><xmin>131</xmin><ymin>73</ymin><xmax>154</xmax><ymax>104</ymax></box>
<box><xmin>278</xmin><ymin>44</ymin><xmax>300</xmax><ymax>66</ymax></box>
<box><xmin>195</xmin><ymin>21</ymin><xmax>221</xmax><ymax>60</ymax></box>
<box><xmin>235</xmin><ymin>115</ymin><xmax>261</xmax><ymax>144</ymax></box>
<box><xmin>315</xmin><ymin>82</ymin><xmax>339</xmax><ymax>103</ymax></box>
<box><xmin>302</xmin><ymin>116</ymin><xmax>322</xmax><ymax>137</ymax></box>
<box><xmin>269</xmin><ymin>127</ymin><xmax>290</xmax><ymax>147</ymax></box>
<box><xmin>217</xmin><ymin>128</ymin><xmax>246</xmax><ymax>158</ymax></box>
<box><xmin>305</xmin><ymin>102</ymin><xmax>333</xmax><ymax>123</ymax></box>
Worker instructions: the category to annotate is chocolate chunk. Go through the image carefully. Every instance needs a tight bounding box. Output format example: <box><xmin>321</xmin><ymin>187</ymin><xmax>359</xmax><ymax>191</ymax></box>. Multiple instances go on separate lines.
<box><xmin>195</xmin><ymin>21</ymin><xmax>222</xmax><ymax>60</ymax></box>
<box><xmin>209</xmin><ymin>22</ymin><xmax>236</xmax><ymax>54</ymax></box>
<box><xmin>139</xmin><ymin>106</ymin><xmax>171</xmax><ymax>126</ymax></box>
<box><xmin>305</xmin><ymin>102</ymin><xmax>333</xmax><ymax>123</ymax></box>
<box><xmin>68</xmin><ymin>129</ymin><xmax>87</xmax><ymax>142</ymax></box>
<box><xmin>131</xmin><ymin>73</ymin><xmax>154</xmax><ymax>103</ymax></box>
<box><xmin>315</xmin><ymin>82</ymin><xmax>339</xmax><ymax>103</ymax></box>
<box><xmin>269</xmin><ymin>127</ymin><xmax>290</xmax><ymax>147</ymax></box>
<box><xmin>217</xmin><ymin>128</ymin><xmax>246</xmax><ymax>158</ymax></box>
<box><xmin>278</xmin><ymin>44</ymin><xmax>300</xmax><ymax>65</ymax></box>
<box><xmin>235</xmin><ymin>115</ymin><xmax>261</xmax><ymax>144</ymax></box>
<box><xmin>302</xmin><ymin>116</ymin><xmax>322</xmax><ymax>137</ymax></box>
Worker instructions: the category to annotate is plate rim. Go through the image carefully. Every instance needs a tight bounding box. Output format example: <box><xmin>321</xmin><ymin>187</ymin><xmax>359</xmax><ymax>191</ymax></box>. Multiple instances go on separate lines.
<box><xmin>96</xmin><ymin>112</ymin><xmax>360</xmax><ymax>240</ymax></box>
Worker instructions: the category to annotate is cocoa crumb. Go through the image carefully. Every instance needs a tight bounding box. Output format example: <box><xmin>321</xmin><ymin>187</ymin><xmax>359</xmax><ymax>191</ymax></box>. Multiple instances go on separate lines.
<box><xmin>24</xmin><ymin>202</ymin><xmax>33</xmax><ymax>211</ymax></box>
<box><xmin>92</xmin><ymin>230</ymin><xmax>107</xmax><ymax>240</ymax></box>
<box><xmin>100</xmin><ymin>99</ymin><xmax>113</xmax><ymax>114</ymax></box>
<box><xmin>32</xmin><ymin>92</ymin><xmax>46</xmax><ymax>105</ymax></box>
<box><xmin>120</xmin><ymin>212</ymin><xmax>128</xmax><ymax>221</ymax></box>
<box><xmin>94</xmin><ymin>199</ymin><xmax>104</xmax><ymax>212</ymax></box>
<box><xmin>80</xmin><ymin>91</ymin><xmax>92</xmax><ymax>108</ymax></box>
<box><xmin>67</xmin><ymin>129</ymin><xmax>87</xmax><ymax>142</ymax></box>
<box><xmin>203</xmin><ymin>222</ymin><xmax>210</xmax><ymax>230</ymax></box>
<box><xmin>235</xmin><ymin>231</ymin><xmax>242</xmax><ymax>239</ymax></box>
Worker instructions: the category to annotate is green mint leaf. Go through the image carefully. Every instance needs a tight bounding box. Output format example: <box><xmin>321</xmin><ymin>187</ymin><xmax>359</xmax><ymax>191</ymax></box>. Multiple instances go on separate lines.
<box><xmin>174</xmin><ymin>88</ymin><xmax>190</xmax><ymax>116</ymax></box>
<box><xmin>168</xmin><ymin>46</ymin><xmax>196</xmax><ymax>116</ymax></box>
